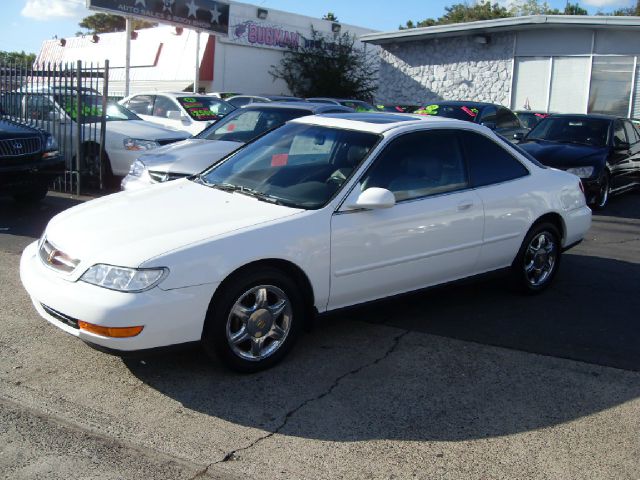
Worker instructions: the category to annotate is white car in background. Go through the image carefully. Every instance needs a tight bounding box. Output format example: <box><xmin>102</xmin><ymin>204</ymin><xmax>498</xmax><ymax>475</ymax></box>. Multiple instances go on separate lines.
<box><xmin>4</xmin><ymin>88</ymin><xmax>191</xmax><ymax>186</ymax></box>
<box><xmin>120</xmin><ymin>92</ymin><xmax>236</xmax><ymax>136</ymax></box>
<box><xmin>20</xmin><ymin>113</ymin><xmax>591</xmax><ymax>373</ymax></box>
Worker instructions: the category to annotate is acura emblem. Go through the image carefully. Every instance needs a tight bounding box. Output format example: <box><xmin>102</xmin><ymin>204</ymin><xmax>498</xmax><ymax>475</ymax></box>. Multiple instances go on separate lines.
<box><xmin>47</xmin><ymin>249</ymin><xmax>58</xmax><ymax>264</ymax></box>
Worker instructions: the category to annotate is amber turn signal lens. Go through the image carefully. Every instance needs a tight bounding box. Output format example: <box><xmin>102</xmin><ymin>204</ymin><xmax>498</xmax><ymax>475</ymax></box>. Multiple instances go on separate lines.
<box><xmin>78</xmin><ymin>321</ymin><xmax>144</xmax><ymax>338</ymax></box>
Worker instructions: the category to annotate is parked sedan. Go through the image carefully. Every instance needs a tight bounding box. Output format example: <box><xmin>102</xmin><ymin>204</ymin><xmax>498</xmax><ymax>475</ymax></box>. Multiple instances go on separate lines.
<box><xmin>519</xmin><ymin>114</ymin><xmax>640</xmax><ymax>208</ymax></box>
<box><xmin>415</xmin><ymin>101</ymin><xmax>528</xmax><ymax>142</ymax></box>
<box><xmin>121</xmin><ymin>102</ymin><xmax>352</xmax><ymax>190</ymax></box>
<box><xmin>5</xmin><ymin>88</ymin><xmax>190</xmax><ymax>186</ymax></box>
<box><xmin>21</xmin><ymin>113</ymin><xmax>590</xmax><ymax>372</ymax></box>
<box><xmin>120</xmin><ymin>92</ymin><xmax>236</xmax><ymax>136</ymax></box>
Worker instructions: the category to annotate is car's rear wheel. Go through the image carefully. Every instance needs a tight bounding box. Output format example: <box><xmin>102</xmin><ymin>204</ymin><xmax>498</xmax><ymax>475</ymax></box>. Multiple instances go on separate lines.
<box><xmin>511</xmin><ymin>222</ymin><xmax>561</xmax><ymax>294</ymax></box>
<box><xmin>202</xmin><ymin>267</ymin><xmax>303</xmax><ymax>372</ymax></box>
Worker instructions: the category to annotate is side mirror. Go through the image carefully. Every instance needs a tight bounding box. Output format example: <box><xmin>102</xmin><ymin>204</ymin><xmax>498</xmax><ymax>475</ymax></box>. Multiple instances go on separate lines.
<box><xmin>614</xmin><ymin>141</ymin><xmax>630</xmax><ymax>151</ymax></box>
<box><xmin>344</xmin><ymin>187</ymin><xmax>395</xmax><ymax>210</ymax></box>
<box><xmin>166</xmin><ymin>110</ymin><xmax>182</xmax><ymax>121</ymax></box>
<box><xmin>513</xmin><ymin>132</ymin><xmax>525</xmax><ymax>142</ymax></box>
<box><xmin>481</xmin><ymin>121</ymin><xmax>497</xmax><ymax>130</ymax></box>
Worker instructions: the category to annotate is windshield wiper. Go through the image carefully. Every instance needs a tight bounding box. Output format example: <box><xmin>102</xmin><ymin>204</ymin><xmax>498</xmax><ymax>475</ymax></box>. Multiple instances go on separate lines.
<box><xmin>233</xmin><ymin>186</ymin><xmax>287</xmax><ymax>205</ymax></box>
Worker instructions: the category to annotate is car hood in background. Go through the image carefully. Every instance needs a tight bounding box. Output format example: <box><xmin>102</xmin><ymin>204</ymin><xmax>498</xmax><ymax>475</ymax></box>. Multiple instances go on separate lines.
<box><xmin>519</xmin><ymin>140</ymin><xmax>609</xmax><ymax>168</ymax></box>
<box><xmin>105</xmin><ymin>120</ymin><xmax>191</xmax><ymax>141</ymax></box>
<box><xmin>137</xmin><ymin>138</ymin><xmax>243</xmax><ymax>174</ymax></box>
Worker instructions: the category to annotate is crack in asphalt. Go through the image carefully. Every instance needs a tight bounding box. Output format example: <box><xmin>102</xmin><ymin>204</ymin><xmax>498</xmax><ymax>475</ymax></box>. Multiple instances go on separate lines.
<box><xmin>210</xmin><ymin>329</ymin><xmax>410</xmax><ymax>466</ymax></box>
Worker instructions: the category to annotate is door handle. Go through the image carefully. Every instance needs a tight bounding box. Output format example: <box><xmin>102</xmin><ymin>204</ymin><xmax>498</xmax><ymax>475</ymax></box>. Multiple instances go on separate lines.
<box><xmin>457</xmin><ymin>200</ymin><xmax>474</xmax><ymax>211</ymax></box>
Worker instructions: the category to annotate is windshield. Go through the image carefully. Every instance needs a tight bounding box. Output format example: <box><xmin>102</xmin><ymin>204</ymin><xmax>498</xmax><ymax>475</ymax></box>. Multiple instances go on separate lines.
<box><xmin>415</xmin><ymin>104</ymin><xmax>481</xmax><ymax>121</ymax></box>
<box><xmin>199</xmin><ymin>123</ymin><xmax>380</xmax><ymax>209</ymax></box>
<box><xmin>516</xmin><ymin>112</ymin><xmax>548</xmax><ymax>130</ymax></box>
<box><xmin>340</xmin><ymin>100</ymin><xmax>377</xmax><ymax>112</ymax></box>
<box><xmin>196</xmin><ymin>107</ymin><xmax>312</xmax><ymax>143</ymax></box>
<box><xmin>176</xmin><ymin>96</ymin><xmax>235</xmax><ymax>121</ymax></box>
<box><xmin>526</xmin><ymin>117</ymin><xmax>610</xmax><ymax>147</ymax></box>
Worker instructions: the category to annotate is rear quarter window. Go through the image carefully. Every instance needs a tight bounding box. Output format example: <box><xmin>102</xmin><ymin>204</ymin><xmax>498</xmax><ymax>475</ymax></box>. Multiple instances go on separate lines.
<box><xmin>458</xmin><ymin>130</ymin><xmax>529</xmax><ymax>187</ymax></box>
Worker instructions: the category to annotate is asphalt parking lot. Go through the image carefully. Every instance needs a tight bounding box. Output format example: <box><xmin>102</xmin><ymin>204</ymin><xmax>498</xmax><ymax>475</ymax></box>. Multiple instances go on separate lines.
<box><xmin>1</xmin><ymin>191</ymin><xmax>639</xmax><ymax>479</ymax></box>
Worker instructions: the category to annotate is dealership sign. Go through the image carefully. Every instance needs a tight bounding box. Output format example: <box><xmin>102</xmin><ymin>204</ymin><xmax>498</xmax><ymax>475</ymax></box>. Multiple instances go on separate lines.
<box><xmin>87</xmin><ymin>0</ymin><xmax>230</xmax><ymax>35</ymax></box>
<box><xmin>229</xmin><ymin>16</ymin><xmax>301</xmax><ymax>50</ymax></box>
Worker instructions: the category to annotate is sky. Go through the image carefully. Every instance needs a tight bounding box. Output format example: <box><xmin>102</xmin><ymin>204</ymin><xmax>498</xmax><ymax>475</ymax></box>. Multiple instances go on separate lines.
<box><xmin>0</xmin><ymin>0</ymin><xmax>635</xmax><ymax>55</ymax></box>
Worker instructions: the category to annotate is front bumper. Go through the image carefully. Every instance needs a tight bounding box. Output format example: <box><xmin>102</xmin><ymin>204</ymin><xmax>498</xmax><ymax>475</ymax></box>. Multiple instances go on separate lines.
<box><xmin>20</xmin><ymin>241</ymin><xmax>218</xmax><ymax>352</ymax></box>
<box><xmin>581</xmin><ymin>178</ymin><xmax>601</xmax><ymax>204</ymax></box>
<box><xmin>0</xmin><ymin>154</ymin><xmax>64</xmax><ymax>191</ymax></box>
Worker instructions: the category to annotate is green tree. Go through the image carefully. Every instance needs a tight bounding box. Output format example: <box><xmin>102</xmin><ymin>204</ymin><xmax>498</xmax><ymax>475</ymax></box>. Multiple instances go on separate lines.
<box><xmin>322</xmin><ymin>12</ymin><xmax>339</xmax><ymax>22</ymax></box>
<box><xmin>563</xmin><ymin>3</ymin><xmax>588</xmax><ymax>15</ymax></box>
<box><xmin>270</xmin><ymin>29</ymin><xmax>377</xmax><ymax>99</ymax></box>
<box><xmin>78</xmin><ymin>13</ymin><xmax>156</xmax><ymax>34</ymax></box>
<box><xmin>400</xmin><ymin>2</ymin><xmax>510</xmax><ymax>29</ymax></box>
<box><xmin>0</xmin><ymin>50</ymin><xmax>36</xmax><ymax>65</ymax></box>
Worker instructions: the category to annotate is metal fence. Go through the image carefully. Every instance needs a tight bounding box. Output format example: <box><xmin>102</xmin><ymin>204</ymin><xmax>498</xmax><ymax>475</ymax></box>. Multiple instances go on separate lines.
<box><xmin>0</xmin><ymin>60</ymin><xmax>110</xmax><ymax>194</ymax></box>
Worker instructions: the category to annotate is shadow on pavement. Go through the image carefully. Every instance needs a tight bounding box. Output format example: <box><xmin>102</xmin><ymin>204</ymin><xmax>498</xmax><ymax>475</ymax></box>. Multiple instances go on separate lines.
<box><xmin>123</xmin><ymin>254</ymin><xmax>640</xmax><ymax>442</ymax></box>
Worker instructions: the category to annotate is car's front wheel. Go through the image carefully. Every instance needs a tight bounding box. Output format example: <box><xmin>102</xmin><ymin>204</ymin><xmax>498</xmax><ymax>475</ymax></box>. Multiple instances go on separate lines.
<box><xmin>202</xmin><ymin>267</ymin><xmax>303</xmax><ymax>372</ymax></box>
<box><xmin>592</xmin><ymin>171</ymin><xmax>610</xmax><ymax>209</ymax></box>
<box><xmin>511</xmin><ymin>222</ymin><xmax>561</xmax><ymax>294</ymax></box>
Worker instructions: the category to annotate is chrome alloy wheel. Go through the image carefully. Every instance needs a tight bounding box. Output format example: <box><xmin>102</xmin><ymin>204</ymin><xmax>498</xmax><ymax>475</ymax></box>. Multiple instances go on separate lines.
<box><xmin>523</xmin><ymin>232</ymin><xmax>557</xmax><ymax>287</ymax></box>
<box><xmin>225</xmin><ymin>285</ymin><xmax>292</xmax><ymax>362</ymax></box>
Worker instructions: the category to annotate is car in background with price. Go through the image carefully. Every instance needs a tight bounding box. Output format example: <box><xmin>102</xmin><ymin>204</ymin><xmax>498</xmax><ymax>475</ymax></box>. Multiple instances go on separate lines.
<box><xmin>119</xmin><ymin>92</ymin><xmax>236</xmax><ymax>136</ymax></box>
<box><xmin>2</xmin><ymin>87</ymin><xmax>191</xmax><ymax>187</ymax></box>
<box><xmin>415</xmin><ymin>101</ymin><xmax>529</xmax><ymax>143</ymax></box>
<box><xmin>121</xmin><ymin>102</ymin><xmax>353</xmax><ymax>190</ymax></box>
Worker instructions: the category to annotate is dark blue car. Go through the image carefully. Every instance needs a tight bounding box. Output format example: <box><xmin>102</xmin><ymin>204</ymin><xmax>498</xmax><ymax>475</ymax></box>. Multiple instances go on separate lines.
<box><xmin>519</xmin><ymin>114</ymin><xmax>640</xmax><ymax>208</ymax></box>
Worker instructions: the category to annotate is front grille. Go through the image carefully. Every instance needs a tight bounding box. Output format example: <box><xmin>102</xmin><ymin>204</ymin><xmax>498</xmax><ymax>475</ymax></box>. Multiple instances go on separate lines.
<box><xmin>39</xmin><ymin>238</ymin><xmax>80</xmax><ymax>273</ymax></box>
<box><xmin>0</xmin><ymin>137</ymin><xmax>42</xmax><ymax>157</ymax></box>
<box><xmin>157</xmin><ymin>138</ymin><xmax>185</xmax><ymax>146</ymax></box>
<box><xmin>148</xmin><ymin>171</ymin><xmax>190</xmax><ymax>183</ymax></box>
<box><xmin>41</xmin><ymin>304</ymin><xmax>80</xmax><ymax>329</ymax></box>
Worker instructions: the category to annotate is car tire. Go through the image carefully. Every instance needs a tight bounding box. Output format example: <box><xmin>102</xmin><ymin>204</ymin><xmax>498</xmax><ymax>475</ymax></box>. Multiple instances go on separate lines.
<box><xmin>592</xmin><ymin>171</ymin><xmax>610</xmax><ymax>210</ymax></box>
<box><xmin>12</xmin><ymin>183</ymin><xmax>48</xmax><ymax>203</ymax></box>
<box><xmin>202</xmin><ymin>267</ymin><xmax>303</xmax><ymax>373</ymax></box>
<box><xmin>510</xmin><ymin>222</ymin><xmax>562</xmax><ymax>295</ymax></box>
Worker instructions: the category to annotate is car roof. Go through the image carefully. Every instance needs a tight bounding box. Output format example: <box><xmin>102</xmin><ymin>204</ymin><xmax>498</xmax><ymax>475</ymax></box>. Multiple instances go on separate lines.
<box><xmin>240</xmin><ymin>102</ymin><xmax>351</xmax><ymax>113</ymax></box>
<box><xmin>541</xmin><ymin>113</ymin><xmax>618</xmax><ymax>121</ymax></box>
<box><xmin>291</xmin><ymin>112</ymin><xmax>467</xmax><ymax>134</ymax></box>
<box><xmin>126</xmin><ymin>92</ymin><xmax>226</xmax><ymax>98</ymax></box>
<box><xmin>427</xmin><ymin>100</ymin><xmax>502</xmax><ymax>109</ymax></box>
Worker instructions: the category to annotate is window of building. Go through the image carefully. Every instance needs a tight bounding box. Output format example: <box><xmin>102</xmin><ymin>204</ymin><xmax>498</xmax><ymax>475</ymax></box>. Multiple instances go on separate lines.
<box><xmin>458</xmin><ymin>131</ymin><xmax>529</xmax><ymax>187</ymax></box>
<box><xmin>588</xmin><ymin>56</ymin><xmax>635</xmax><ymax>117</ymax></box>
<box><xmin>512</xmin><ymin>57</ymin><xmax>550</xmax><ymax>111</ymax></box>
<box><xmin>549</xmin><ymin>56</ymin><xmax>590</xmax><ymax>114</ymax></box>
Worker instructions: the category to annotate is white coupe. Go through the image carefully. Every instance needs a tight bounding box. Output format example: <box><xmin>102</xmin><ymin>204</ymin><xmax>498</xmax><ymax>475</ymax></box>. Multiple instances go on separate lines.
<box><xmin>20</xmin><ymin>113</ymin><xmax>591</xmax><ymax>372</ymax></box>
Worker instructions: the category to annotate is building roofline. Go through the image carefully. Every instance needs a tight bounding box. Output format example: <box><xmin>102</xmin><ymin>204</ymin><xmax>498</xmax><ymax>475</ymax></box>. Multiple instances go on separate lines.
<box><xmin>360</xmin><ymin>15</ymin><xmax>640</xmax><ymax>44</ymax></box>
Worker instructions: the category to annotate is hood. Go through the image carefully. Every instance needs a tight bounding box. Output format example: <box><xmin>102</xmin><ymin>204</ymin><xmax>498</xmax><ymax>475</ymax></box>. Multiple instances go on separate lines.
<box><xmin>105</xmin><ymin>120</ymin><xmax>191</xmax><ymax>141</ymax></box>
<box><xmin>44</xmin><ymin>179</ymin><xmax>302</xmax><ymax>272</ymax></box>
<box><xmin>137</xmin><ymin>138</ymin><xmax>242</xmax><ymax>174</ymax></box>
<box><xmin>0</xmin><ymin>120</ymin><xmax>42</xmax><ymax>138</ymax></box>
<box><xmin>519</xmin><ymin>140</ymin><xmax>608</xmax><ymax>168</ymax></box>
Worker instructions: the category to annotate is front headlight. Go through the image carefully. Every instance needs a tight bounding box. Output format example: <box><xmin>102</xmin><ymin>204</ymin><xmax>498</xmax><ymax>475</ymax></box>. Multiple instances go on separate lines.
<box><xmin>128</xmin><ymin>159</ymin><xmax>147</xmax><ymax>178</ymax></box>
<box><xmin>43</xmin><ymin>135</ymin><xmax>59</xmax><ymax>158</ymax></box>
<box><xmin>80</xmin><ymin>264</ymin><xmax>168</xmax><ymax>292</ymax></box>
<box><xmin>566</xmin><ymin>166</ymin><xmax>594</xmax><ymax>178</ymax></box>
<box><xmin>123</xmin><ymin>138</ymin><xmax>160</xmax><ymax>151</ymax></box>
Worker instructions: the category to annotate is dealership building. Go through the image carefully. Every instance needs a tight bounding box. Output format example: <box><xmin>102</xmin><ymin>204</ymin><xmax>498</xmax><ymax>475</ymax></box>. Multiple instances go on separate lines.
<box><xmin>36</xmin><ymin>1</ymin><xmax>376</xmax><ymax>97</ymax></box>
<box><xmin>361</xmin><ymin>16</ymin><xmax>640</xmax><ymax>118</ymax></box>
